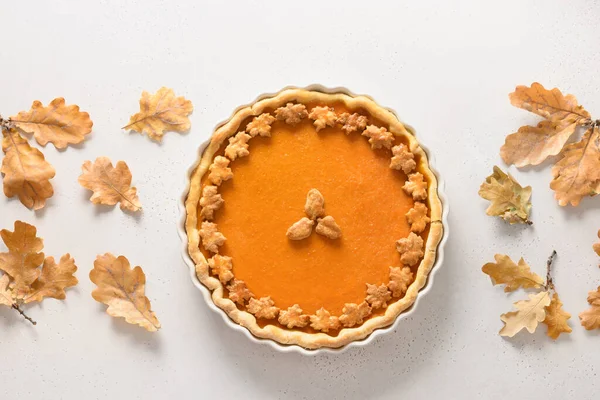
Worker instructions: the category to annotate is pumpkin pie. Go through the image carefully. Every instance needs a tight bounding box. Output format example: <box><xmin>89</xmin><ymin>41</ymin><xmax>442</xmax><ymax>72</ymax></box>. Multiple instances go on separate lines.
<box><xmin>185</xmin><ymin>88</ymin><xmax>443</xmax><ymax>349</ymax></box>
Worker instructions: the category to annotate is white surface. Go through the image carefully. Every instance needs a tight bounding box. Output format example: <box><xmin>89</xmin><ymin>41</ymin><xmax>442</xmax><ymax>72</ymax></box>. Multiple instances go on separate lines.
<box><xmin>1</xmin><ymin>1</ymin><xmax>600</xmax><ymax>398</ymax></box>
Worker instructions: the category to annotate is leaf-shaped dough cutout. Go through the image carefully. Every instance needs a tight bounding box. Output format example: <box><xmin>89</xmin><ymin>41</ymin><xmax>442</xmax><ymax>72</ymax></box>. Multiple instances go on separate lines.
<box><xmin>11</xmin><ymin>98</ymin><xmax>93</xmax><ymax>149</ymax></box>
<box><xmin>90</xmin><ymin>253</ymin><xmax>160</xmax><ymax>332</ymax></box>
<box><xmin>123</xmin><ymin>87</ymin><xmax>193</xmax><ymax>142</ymax></box>
<box><xmin>1</xmin><ymin>129</ymin><xmax>55</xmax><ymax>210</ymax></box>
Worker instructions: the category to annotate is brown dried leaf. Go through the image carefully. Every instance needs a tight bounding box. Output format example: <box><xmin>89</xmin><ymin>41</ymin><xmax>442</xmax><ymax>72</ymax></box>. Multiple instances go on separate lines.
<box><xmin>0</xmin><ymin>221</ymin><xmax>44</xmax><ymax>298</ymax></box>
<box><xmin>543</xmin><ymin>293</ymin><xmax>571</xmax><ymax>339</ymax></box>
<box><xmin>482</xmin><ymin>254</ymin><xmax>544</xmax><ymax>292</ymax></box>
<box><xmin>499</xmin><ymin>291</ymin><xmax>550</xmax><ymax>337</ymax></box>
<box><xmin>478</xmin><ymin>166</ymin><xmax>531</xmax><ymax>224</ymax></box>
<box><xmin>594</xmin><ymin>230</ymin><xmax>600</xmax><ymax>258</ymax></box>
<box><xmin>550</xmin><ymin>127</ymin><xmax>600</xmax><ymax>206</ymax></box>
<box><xmin>1</xmin><ymin>129</ymin><xmax>55</xmax><ymax>210</ymax></box>
<box><xmin>0</xmin><ymin>274</ymin><xmax>15</xmax><ymax>307</ymax></box>
<box><xmin>580</xmin><ymin>286</ymin><xmax>600</xmax><ymax>330</ymax></box>
<box><xmin>500</xmin><ymin>121</ymin><xmax>577</xmax><ymax>167</ymax></box>
<box><xmin>11</xmin><ymin>97</ymin><xmax>93</xmax><ymax>149</ymax></box>
<box><xmin>123</xmin><ymin>87</ymin><xmax>193</xmax><ymax>142</ymax></box>
<box><xmin>23</xmin><ymin>254</ymin><xmax>77</xmax><ymax>304</ymax></box>
<box><xmin>509</xmin><ymin>82</ymin><xmax>590</xmax><ymax>125</ymax></box>
<box><xmin>90</xmin><ymin>253</ymin><xmax>160</xmax><ymax>332</ymax></box>
<box><xmin>78</xmin><ymin>157</ymin><xmax>141</xmax><ymax>212</ymax></box>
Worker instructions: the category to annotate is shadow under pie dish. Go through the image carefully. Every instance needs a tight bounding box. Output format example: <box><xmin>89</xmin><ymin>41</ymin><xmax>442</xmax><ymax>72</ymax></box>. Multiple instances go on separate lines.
<box><xmin>184</xmin><ymin>87</ymin><xmax>444</xmax><ymax>350</ymax></box>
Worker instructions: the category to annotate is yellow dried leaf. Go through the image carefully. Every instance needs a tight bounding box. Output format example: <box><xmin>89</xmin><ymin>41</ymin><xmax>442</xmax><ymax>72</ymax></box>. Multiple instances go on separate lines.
<box><xmin>499</xmin><ymin>291</ymin><xmax>550</xmax><ymax>337</ymax></box>
<box><xmin>500</xmin><ymin>121</ymin><xmax>577</xmax><ymax>167</ymax></box>
<box><xmin>90</xmin><ymin>253</ymin><xmax>160</xmax><ymax>332</ymax></box>
<box><xmin>550</xmin><ymin>127</ymin><xmax>600</xmax><ymax>206</ymax></box>
<box><xmin>509</xmin><ymin>82</ymin><xmax>590</xmax><ymax>125</ymax></box>
<box><xmin>23</xmin><ymin>254</ymin><xmax>78</xmax><ymax>304</ymax></box>
<box><xmin>1</xmin><ymin>129</ymin><xmax>55</xmax><ymax>210</ymax></box>
<box><xmin>0</xmin><ymin>274</ymin><xmax>15</xmax><ymax>307</ymax></box>
<box><xmin>123</xmin><ymin>87</ymin><xmax>193</xmax><ymax>142</ymax></box>
<box><xmin>11</xmin><ymin>98</ymin><xmax>93</xmax><ymax>149</ymax></box>
<box><xmin>482</xmin><ymin>254</ymin><xmax>544</xmax><ymax>292</ymax></box>
<box><xmin>580</xmin><ymin>286</ymin><xmax>600</xmax><ymax>330</ymax></box>
<box><xmin>0</xmin><ymin>221</ymin><xmax>44</xmax><ymax>298</ymax></box>
<box><xmin>478</xmin><ymin>166</ymin><xmax>531</xmax><ymax>224</ymax></box>
<box><xmin>78</xmin><ymin>157</ymin><xmax>141</xmax><ymax>212</ymax></box>
<box><xmin>543</xmin><ymin>293</ymin><xmax>571</xmax><ymax>339</ymax></box>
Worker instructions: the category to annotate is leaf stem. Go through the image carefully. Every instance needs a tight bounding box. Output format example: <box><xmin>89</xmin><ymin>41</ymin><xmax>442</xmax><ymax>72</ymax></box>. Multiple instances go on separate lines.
<box><xmin>545</xmin><ymin>250</ymin><xmax>557</xmax><ymax>292</ymax></box>
<box><xmin>12</xmin><ymin>304</ymin><xmax>37</xmax><ymax>325</ymax></box>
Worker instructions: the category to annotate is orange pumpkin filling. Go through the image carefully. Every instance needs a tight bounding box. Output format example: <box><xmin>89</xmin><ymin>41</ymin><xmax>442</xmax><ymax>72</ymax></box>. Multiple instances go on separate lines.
<box><xmin>198</xmin><ymin>102</ymin><xmax>429</xmax><ymax>333</ymax></box>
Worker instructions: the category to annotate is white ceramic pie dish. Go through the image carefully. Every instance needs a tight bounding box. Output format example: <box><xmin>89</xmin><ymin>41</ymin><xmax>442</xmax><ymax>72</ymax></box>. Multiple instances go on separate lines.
<box><xmin>178</xmin><ymin>85</ymin><xmax>449</xmax><ymax>355</ymax></box>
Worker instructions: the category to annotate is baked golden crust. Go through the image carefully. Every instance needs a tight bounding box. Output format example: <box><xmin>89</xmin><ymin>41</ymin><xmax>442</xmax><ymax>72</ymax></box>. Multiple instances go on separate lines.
<box><xmin>185</xmin><ymin>88</ymin><xmax>444</xmax><ymax>350</ymax></box>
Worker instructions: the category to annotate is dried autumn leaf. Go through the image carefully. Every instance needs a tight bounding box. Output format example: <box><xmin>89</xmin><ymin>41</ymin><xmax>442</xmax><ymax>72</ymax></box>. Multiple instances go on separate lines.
<box><xmin>509</xmin><ymin>82</ymin><xmax>590</xmax><ymax>125</ymax></box>
<box><xmin>482</xmin><ymin>254</ymin><xmax>544</xmax><ymax>292</ymax></box>
<box><xmin>123</xmin><ymin>87</ymin><xmax>193</xmax><ymax>142</ymax></box>
<box><xmin>23</xmin><ymin>254</ymin><xmax>78</xmax><ymax>304</ymax></box>
<box><xmin>78</xmin><ymin>157</ymin><xmax>141</xmax><ymax>212</ymax></box>
<box><xmin>10</xmin><ymin>97</ymin><xmax>93</xmax><ymax>149</ymax></box>
<box><xmin>550</xmin><ymin>127</ymin><xmax>600</xmax><ymax>206</ymax></box>
<box><xmin>1</xmin><ymin>129</ymin><xmax>55</xmax><ymax>210</ymax></box>
<box><xmin>542</xmin><ymin>293</ymin><xmax>571</xmax><ymax>339</ymax></box>
<box><xmin>500</xmin><ymin>120</ymin><xmax>577</xmax><ymax>167</ymax></box>
<box><xmin>499</xmin><ymin>291</ymin><xmax>551</xmax><ymax>337</ymax></box>
<box><xmin>478</xmin><ymin>166</ymin><xmax>531</xmax><ymax>224</ymax></box>
<box><xmin>579</xmin><ymin>286</ymin><xmax>600</xmax><ymax>330</ymax></box>
<box><xmin>0</xmin><ymin>274</ymin><xmax>15</xmax><ymax>307</ymax></box>
<box><xmin>594</xmin><ymin>230</ymin><xmax>600</xmax><ymax>258</ymax></box>
<box><xmin>90</xmin><ymin>253</ymin><xmax>160</xmax><ymax>332</ymax></box>
<box><xmin>0</xmin><ymin>221</ymin><xmax>44</xmax><ymax>298</ymax></box>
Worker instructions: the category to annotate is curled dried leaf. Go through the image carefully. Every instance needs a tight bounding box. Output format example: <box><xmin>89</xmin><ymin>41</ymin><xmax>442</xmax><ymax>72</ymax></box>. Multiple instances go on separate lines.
<box><xmin>388</xmin><ymin>266</ymin><xmax>413</xmax><ymax>298</ymax></box>
<box><xmin>286</xmin><ymin>217</ymin><xmax>314</xmax><ymax>241</ymax></box>
<box><xmin>402</xmin><ymin>172</ymin><xmax>427</xmax><ymax>201</ymax></box>
<box><xmin>365</xmin><ymin>283</ymin><xmax>391</xmax><ymax>309</ymax></box>
<box><xmin>395</xmin><ymin>232</ymin><xmax>424</xmax><ymax>267</ymax></box>
<box><xmin>309</xmin><ymin>307</ymin><xmax>340</xmax><ymax>332</ymax></box>
<box><xmin>543</xmin><ymin>293</ymin><xmax>572</xmax><ymax>339</ymax></box>
<box><xmin>274</xmin><ymin>103</ymin><xmax>308</xmax><ymax>125</ymax></box>
<box><xmin>406</xmin><ymin>202</ymin><xmax>430</xmax><ymax>233</ymax></box>
<box><xmin>362</xmin><ymin>125</ymin><xmax>394</xmax><ymax>149</ymax></box>
<box><xmin>199</xmin><ymin>185</ymin><xmax>224</xmax><ymax>221</ymax></box>
<box><xmin>124</xmin><ymin>87</ymin><xmax>193</xmax><ymax>142</ymax></box>
<box><xmin>315</xmin><ymin>216</ymin><xmax>341</xmax><ymax>240</ymax></box>
<box><xmin>482</xmin><ymin>254</ymin><xmax>544</xmax><ymax>292</ymax></box>
<box><xmin>308</xmin><ymin>106</ymin><xmax>337</xmax><ymax>132</ymax></box>
<box><xmin>390</xmin><ymin>144</ymin><xmax>416</xmax><ymax>174</ymax></box>
<box><xmin>304</xmin><ymin>188</ymin><xmax>325</xmax><ymax>220</ymax></box>
<box><xmin>224</xmin><ymin>132</ymin><xmax>251</xmax><ymax>161</ymax></box>
<box><xmin>478</xmin><ymin>166</ymin><xmax>531</xmax><ymax>224</ymax></box>
<box><xmin>208</xmin><ymin>156</ymin><xmax>233</xmax><ymax>186</ymax></box>
<box><xmin>246</xmin><ymin>113</ymin><xmax>276</xmax><ymax>137</ymax></box>
<box><xmin>90</xmin><ymin>253</ymin><xmax>160</xmax><ymax>332</ymax></box>
<box><xmin>1</xmin><ymin>129</ymin><xmax>55</xmax><ymax>210</ymax></box>
<box><xmin>278</xmin><ymin>304</ymin><xmax>310</xmax><ymax>328</ymax></box>
<box><xmin>199</xmin><ymin>221</ymin><xmax>226</xmax><ymax>253</ymax></box>
<box><xmin>338</xmin><ymin>112</ymin><xmax>368</xmax><ymax>135</ymax></box>
<box><xmin>499</xmin><ymin>291</ymin><xmax>550</xmax><ymax>337</ymax></box>
<box><xmin>339</xmin><ymin>302</ymin><xmax>371</xmax><ymax>327</ymax></box>
<box><xmin>11</xmin><ymin>97</ymin><xmax>93</xmax><ymax>149</ymax></box>
<box><xmin>247</xmin><ymin>296</ymin><xmax>279</xmax><ymax>320</ymax></box>
<box><xmin>580</xmin><ymin>286</ymin><xmax>600</xmax><ymax>330</ymax></box>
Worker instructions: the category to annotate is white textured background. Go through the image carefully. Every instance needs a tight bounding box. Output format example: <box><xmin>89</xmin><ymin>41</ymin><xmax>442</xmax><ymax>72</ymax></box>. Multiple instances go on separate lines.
<box><xmin>1</xmin><ymin>1</ymin><xmax>600</xmax><ymax>399</ymax></box>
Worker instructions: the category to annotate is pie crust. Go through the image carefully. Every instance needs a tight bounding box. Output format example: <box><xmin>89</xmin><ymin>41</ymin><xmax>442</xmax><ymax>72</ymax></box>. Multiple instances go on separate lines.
<box><xmin>185</xmin><ymin>88</ymin><xmax>443</xmax><ymax>349</ymax></box>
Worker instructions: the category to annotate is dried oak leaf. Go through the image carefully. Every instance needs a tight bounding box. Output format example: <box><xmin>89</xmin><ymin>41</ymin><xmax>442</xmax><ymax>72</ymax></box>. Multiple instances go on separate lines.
<box><xmin>90</xmin><ymin>253</ymin><xmax>160</xmax><ymax>332</ymax></box>
<box><xmin>362</xmin><ymin>125</ymin><xmax>394</xmax><ymax>149</ymax></box>
<box><xmin>123</xmin><ymin>87</ymin><xmax>193</xmax><ymax>142</ymax></box>
<box><xmin>278</xmin><ymin>304</ymin><xmax>310</xmax><ymax>328</ymax></box>
<box><xmin>315</xmin><ymin>216</ymin><xmax>342</xmax><ymax>240</ymax></box>
<box><xmin>403</xmin><ymin>172</ymin><xmax>427</xmax><ymax>201</ymax></box>
<box><xmin>338</xmin><ymin>112</ymin><xmax>368</xmax><ymax>135</ymax></box>
<box><xmin>0</xmin><ymin>221</ymin><xmax>44</xmax><ymax>298</ymax></box>
<box><xmin>208</xmin><ymin>254</ymin><xmax>233</xmax><ymax>284</ymax></box>
<box><xmin>309</xmin><ymin>307</ymin><xmax>340</xmax><ymax>332</ymax></box>
<box><xmin>199</xmin><ymin>221</ymin><xmax>226</xmax><ymax>253</ymax></box>
<box><xmin>274</xmin><ymin>103</ymin><xmax>308</xmax><ymax>125</ymax></box>
<box><xmin>365</xmin><ymin>283</ymin><xmax>392</xmax><ymax>309</ymax></box>
<box><xmin>0</xmin><ymin>274</ymin><xmax>15</xmax><ymax>307</ymax></box>
<box><xmin>304</xmin><ymin>188</ymin><xmax>325</xmax><ymax>220</ymax></box>
<box><xmin>482</xmin><ymin>254</ymin><xmax>544</xmax><ymax>292</ymax></box>
<box><xmin>500</xmin><ymin>120</ymin><xmax>577</xmax><ymax>168</ymax></box>
<box><xmin>1</xmin><ymin>129</ymin><xmax>55</xmax><ymax>210</ymax></box>
<box><xmin>11</xmin><ymin>97</ymin><xmax>93</xmax><ymax>149</ymax></box>
<box><xmin>199</xmin><ymin>185</ymin><xmax>224</xmax><ymax>221</ymax></box>
<box><xmin>390</xmin><ymin>144</ymin><xmax>416</xmax><ymax>174</ymax></box>
<box><xmin>499</xmin><ymin>291</ymin><xmax>551</xmax><ymax>337</ymax></box>
<box><xmin>594</xmin><ymin>230</ymin><xmax>600</xmax><ymax>258</ymax></box>
<box><xmin>23</xmin><ymin>254</ymin><xmax>78</xmax><ymax>304</ymax></box>
<box><xmin>388</xmin><ymin>266</ymin><xmax>413</xmax><ymax>298</ymax></box>
<box><xmin>550</xmin><ymin>127</ymin><xmax>600</xmax><ymax>206</ymax></box>
<box><xmin>580</xmin><ymin>286</ymin><xmax>600</xmax><ymax>330</ymax></box>
<box><xmin>543</xmin><ymin>293</ymin><xmax>572</xmax><ymax>339</ymax></box>
<box><xmin>478</xmin><ymin>166</ymin><xmax>531</xmax><ymax>224</ymax></box>
<box><xmin>406</xmin><ymin>202</ymin><xmax>430</xmax><ymax>233</ymax></box>
<box><xmin>227</xmin><ymin>279</ymin><xmax>253</xmax><ymax>306</ymax></box>
<box><xmin>396</xmin><ymin>232</ymin><xmax>424</xmax><ymax>266</ymax></box>
<box><xmin>208</xmin><ymin>156</ymin><xmax>233</xmax><ymax>186</ymax></box>
<box><xmin>224</xmin><ymin>132</ymin><xmax>251</xmax><ymax>161</ymax></box>
<box><xmin>246</xmin><ymin>113</ymin><xmax>276</xmax><ymax>137</ymax></box>
<box><xmin>308</xmin><ymin>106</ymin><xmax>337</xmax><ymax>132</ymax></box>
<box><xmin>339</xmin><ymin>302</ymin><xmax>371</xmax><ymax>327</ymax></box>
<box><xmin>509</xmin><ymin>82</ymin><xmax>590</xmax><ymax>126</ymax></box>
<box><xmin>286</xmin><ymin>217</ymin><xmax>314</xmax><ymax>241</ymax></box>
<box><xmin>247</xmin><ymin>296</ymin><xmax>279</xmax><ymax>320</ymax></box>
<box><xmin>78</xmin><ymin>157</ymin><xmax>141</xmax><ymax>212</ymax></box>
